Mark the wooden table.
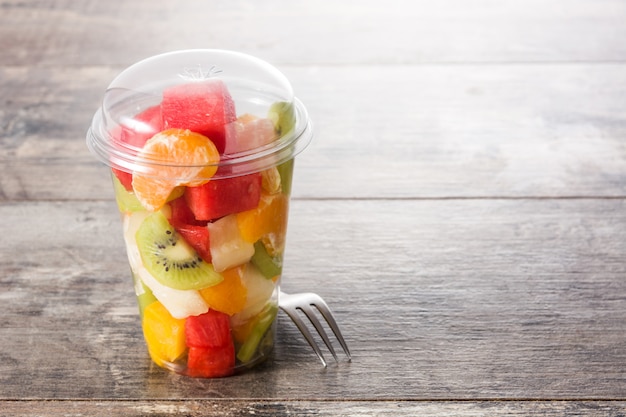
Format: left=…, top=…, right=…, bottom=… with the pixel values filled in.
left=1, top=1, right=625, bottom=415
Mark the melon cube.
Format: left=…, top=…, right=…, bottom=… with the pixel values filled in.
left=207, top=214, right=254, bottom=272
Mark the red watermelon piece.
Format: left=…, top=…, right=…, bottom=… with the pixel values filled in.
left=185, top=309, right=235, bottom=378
left=168, top=197, right=212, bottom=263
left=184, top=173, right=262, bottom=221
left=185, top=309, right=233, bottom=348
left=161, top=80, right=236, bottom=154
left=186, top=345, right=235, bottom=378
left=112, top=105, right=163, bottom=190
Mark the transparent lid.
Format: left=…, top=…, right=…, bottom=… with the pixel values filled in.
left=86, top=49, right=312, bottom=180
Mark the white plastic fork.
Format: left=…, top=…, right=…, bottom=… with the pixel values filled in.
left=279, top=291, right=351, bottom=367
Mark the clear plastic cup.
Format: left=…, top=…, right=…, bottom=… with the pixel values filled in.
left=86, top=49, right=312, bottom=377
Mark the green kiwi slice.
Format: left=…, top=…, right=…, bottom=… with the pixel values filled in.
left=135, top=211, right=223, bottom=290
left=251, top=241, right=282, bottom=279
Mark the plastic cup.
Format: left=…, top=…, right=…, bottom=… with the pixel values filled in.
left=86, top=49, right=312, bottom=377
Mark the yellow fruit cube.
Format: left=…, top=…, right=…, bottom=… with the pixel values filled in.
left=142, top=301, right=187, bottom=366
left=236, top=192, right=288, bottom=244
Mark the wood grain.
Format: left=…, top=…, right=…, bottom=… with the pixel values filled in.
left=1, top=0, right=626, bottom=414
left=1, top=199, right=624, bottom=400
left=1, top=64, right=625, bottom=200
left=1, top=400, right=626, bottom=417
left=2, top=0, right=626, bottom=67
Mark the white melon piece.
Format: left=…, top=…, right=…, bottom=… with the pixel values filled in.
left=231, top=264, right=276, bottom=326
left=207, top=214, right=255, bottom=272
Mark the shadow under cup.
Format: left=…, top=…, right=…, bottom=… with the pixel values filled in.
left=86, top=49, right=312, bottom=377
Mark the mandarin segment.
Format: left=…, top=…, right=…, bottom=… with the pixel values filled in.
left=236, top=192, right=289, bottom=244
left=132, top=129, right=220, bottom=211
left=199, top=266, right=248, bottom=316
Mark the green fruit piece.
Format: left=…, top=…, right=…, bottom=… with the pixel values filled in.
left=251, top=241, right=282, bottom=279
left=135, top=211, right=223, bottom=290
left=236, top=303, right=278, bottom=363
left=112, top=175, right=185, bottom=212
left=136, top=276, right=157, bottom=318
left=268, top=101, right=295, bottom=137
left=276, top=159, right=294, bottom=196
left=112, top=174, right=144, bottom=212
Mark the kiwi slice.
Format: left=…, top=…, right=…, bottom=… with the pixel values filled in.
left=136, top=211, right=223, bottom=290
left=268, top=101, right=295, bottom=136
left=251, top=241, right=282, bottom=279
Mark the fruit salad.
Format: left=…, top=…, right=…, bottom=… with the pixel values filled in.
left=111, top=78, right=295, bottom=377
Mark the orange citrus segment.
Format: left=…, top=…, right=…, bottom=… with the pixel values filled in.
left=236, top=192, right=289, bottom=246
left=142, top=301, right=187, bottom=366
left=198, top=266, right=247, bottom=316
left=132, top=129, right=220, bottom=211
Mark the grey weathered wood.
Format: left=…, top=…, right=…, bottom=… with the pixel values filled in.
left=1, top=200, right=624, bottom=400
left=1, top=400, right=626, bottom=417
left=1, top=64, right=625, bottom=200
left=1, top=0, right=626, bottom=414
left=2, top=0, right=626, bottom=66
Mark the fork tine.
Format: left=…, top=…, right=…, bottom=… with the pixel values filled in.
left=297, top=304, right=339, bottom=362
left=307, top=294, right=352, bottom=361
left=280, top=305, right=329, bottom=367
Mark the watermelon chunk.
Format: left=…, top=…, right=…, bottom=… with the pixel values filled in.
left=187, top=345, right=235, bottom=378
left=185, top=309, right=233, bottom=348
left=168, top=197, right=212, bottom=263
left=184, top=173, right=262, bottom=221
left=185, top=309, right=235, bottom=377
left=161, top=80, right=236, bottom=154
left=112, top=105, right=163, bottom=190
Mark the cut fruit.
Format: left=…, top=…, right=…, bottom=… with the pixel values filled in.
left=113, top=175, right=184, bottom=213
left=260, top=167, right=281, bottom=194
left=161, top=80, right=236, bottom=154
left=168, top=197, right=212, bottom=263
left=236, top=303, right=277, bottom=363
left=230, top=264, right=276, bottom=327
left=185, top=309, right=232, bottom=348
left=135, top=211, right=223, bottom=291
left=134, top=272, right=157, bottom=318
left=276, top=159, right=294, bottom=196
left=223, top=114, right=277, bottom=154
left=268, top=101, right=295, bottom=137
left=184, top=173, right=262, bottom=221
left=251, top=241, right=282, bottom=279
left=187, top=345, right=235, bottom=378
left=199, top=266, right=247, bottom=316
left=112, top=173, right=144, bottom=212
left=185, top=308, right=235, bottom=378
left=132, top=128, right=220, bottom=211
left=123, top=211, right=209, bottom=319
left=112, top=105, right=163, bottom=190
left=207, top=214, right=255, bottom=273
left=236, top=192, right=289, bottom=244
left=142, top=301, right=187, bottom=367
left=136, top=263, right=209, bottom=319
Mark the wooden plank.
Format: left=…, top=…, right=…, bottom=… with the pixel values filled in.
left=1, top=199, right=624, bottom=399
left=1, top=0, right=626, bottom=67
left=1, top=64, right=625, bottom=201
left=1, top=400, right=625, bottom=416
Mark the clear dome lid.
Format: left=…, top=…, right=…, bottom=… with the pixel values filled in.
left=87, top=49, right=312, bottom=180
